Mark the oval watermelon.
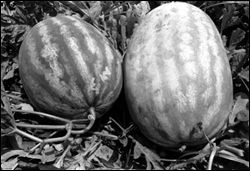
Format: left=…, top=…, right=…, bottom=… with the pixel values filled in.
left=124, top=2, right=233, bottom=148
left=18, top=15, right=123, bottom=120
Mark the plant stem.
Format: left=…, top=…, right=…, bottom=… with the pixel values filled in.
left=203, top=1, right=249, bottom=11
left=110, top=117, right=125, bottom=131
left=43, top=122, right=72, bottom=143
left=71, top=107, right=96, bottom=134
left=90, top=131, right=119, bottom=140
left=239, top=77, right=249, bottom=92
left=29, top=143, right=41, bottom=154
left=15, top=128, right=43, bottom=143
left=54, top=144, right=72, bottom=168
left=16, top=123, right=67, bottom=130
left=207, top=144, right=217, bottom=170
left=12, top=109, right=70, bottom=123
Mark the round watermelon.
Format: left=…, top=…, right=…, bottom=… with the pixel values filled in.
left=124, top=2, right=233, bottom=148
left=18, top=15, right=123, bottom=120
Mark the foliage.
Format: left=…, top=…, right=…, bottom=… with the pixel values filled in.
left=1, top=1, right=249, bottom=170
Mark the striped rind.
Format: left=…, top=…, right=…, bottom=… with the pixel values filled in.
left=124, top=2, right=233, bottom=148
left=18, top=15, right=122, bottom=119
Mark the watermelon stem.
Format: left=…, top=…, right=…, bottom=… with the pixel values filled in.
left=89, top=131, right=119, bottom=140
left=15, top=128, right=43, bottom=143
left=12, top=108, right=96, bottom=143
left=12, top=109, right=74, bottom=143
left=12, top=109, right=70, bottom=123
left=14, top=121, right=73, bottom=144
left=207, top=143, right=217, bottom=170
left=42, top=122, right=72, bottom=143
left=71, top=107, right=96, bottom=134
left=16, top=123, right=68, bottom=130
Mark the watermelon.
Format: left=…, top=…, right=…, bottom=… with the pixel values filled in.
left=18, top=15, right=123, bottom=120
left=124, top=2, right=233, bottom=148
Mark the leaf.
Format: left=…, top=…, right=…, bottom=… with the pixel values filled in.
left=119, top=136, right=128, bottom=147
left=19, top=140, right=37, bottom=151
left=222, top=35, right=227, bottom=47
left=132, top=137, right=163, bottom=170
left=41, top=152, right=56, bottom=164
left=203, top=1, right=249, bottom=11
left=15, top=6, right=28, bottom=23
left=133, top=142, right=142, bottom=159
left=236, top=110, right=249, bottom=122
left=38, top=164, right=63, bottom=170
left=238, top=66, right=249, bottom=82
left=229, top=93, right=249, bottom=125
left=119, top=15, right=127, bottom=52
left=233, top=49, right=247, bottom=56
left=1, top=108, right=15, bottom=135
left=133, top=1, right=150, bottom=18
left=108, top=149, right=120, bottom=165
left=1, top=13, right=23, bottom=25
left=3, top=62, right=18, bottom=80
left=1, top=60, right=9, bottom=82
left=15, top=103, right=34, bottom=111
left=229, top=28, right=246, bottom=50
left=1, top=157, right=18, bottom=170
left=221, top=138, right=244, bottom=147
left=11, top=24, right=31, bottom=42
left=15, top=26, right=31, bottom=42
left=217, top=150, right=249, bottom=167
left=53, top=143, right=64, bottom=152
left=89, top=1, right=102, bottom=20
left=1, top=147, right=47, bottom=163
left=1, top=2, right=15, bottom=19
left=244, top=6, right=249, bottom=18
left=70, top=153, right=88, bottom=170
left=1, top=81, right=12, bottom=115
left=14, top=134, right=23, bottom=149
left=96, top=156, right=114, bottom=168
left=145, top=157, right=152, bottom=170
left=1, top=149, right=27, bottom=162
left=220, top=4, right=235, bottom=33
left=220, top=139, right=245, bottom=157
left=126, top=6, right=138, bottom=38
left=93, top=144, right=115, bottom=166
left=85, top=140, right=102, bottom=162
left=59, top=1, right=89, bottom=17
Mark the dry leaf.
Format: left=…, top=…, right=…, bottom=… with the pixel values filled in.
left=94, top=144, right=114, bottom=161
left=145, top=157, right=152, bottom=170
left=1, top=149, right=26, bottom=162
left=96, top=156, right=114, bottom=168
left=1, top=60, right=9, bottom=80
left=238, top=66, right=249, bottom=82
left=220, top=4, right=235, bottom=33
left=89, top=1, right=102, bottom=20
left=133, top=142, right=142, bottom=159
left=132, top=138, right=163, bottom=170
left=1, top=157, right=18, bottom=170
left=41, top=152, right=56, bottom=164
left=1, top=82, right=12, bottom=115
left=229, top=28, right=246, bottom=50
left=133, top=1, right=150, bottom=18
left=229, top=93, right=249, bottom=125
left=119, top=136, right=128, bottom=147
left=14, top=103, right=34, bottom=111
left=217, top=150, right=249, bottom=167
left=53, top=143, right=64, bottom=152
left=3, top=63, right=18, bottom=80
